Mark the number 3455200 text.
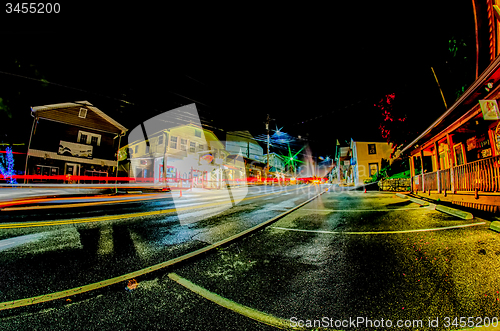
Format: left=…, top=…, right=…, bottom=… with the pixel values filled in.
left=6, top=3, right=60, bottom=14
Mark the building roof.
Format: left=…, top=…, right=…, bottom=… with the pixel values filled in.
left=32, top=101, right=127, bottom=134
left=401, top=54, right=500, bottom=155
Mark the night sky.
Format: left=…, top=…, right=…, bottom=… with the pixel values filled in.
left=0, top=3, right=477, bottom=157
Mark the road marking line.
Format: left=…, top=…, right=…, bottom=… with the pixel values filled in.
left=271, top=222, right=487, bottom=235
left=300, top=207, right=423, bottom=212
left=0, top=193, right=160, bottom=209
left=0, top=185, right=327, bottom=311
left=168, top=273, right=309, bottom=330
left=0, top=186, right=312, bottom=229
left=1, top=195, right=170, bottom=211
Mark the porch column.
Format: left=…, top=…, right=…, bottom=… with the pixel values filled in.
left=434, top=141, right=441, bottom=193
left=446, top=133, right=455, bottom=192
left=420, top=150, right=425, bottom=192
left=410, top=155, right=416, bottom=192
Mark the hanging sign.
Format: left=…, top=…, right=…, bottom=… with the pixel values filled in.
left=479, top=100, right=500, bottom=120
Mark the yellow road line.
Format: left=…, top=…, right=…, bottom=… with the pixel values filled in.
left=168, top=273, right=326, bottom=330
left=1, top=195, right=168, bottom=211
left=0, top=186, right=326, bottom=311
left=0, top=193, right=158, bottom=209
left=0, top=185, right=312, bottom=229
left=271, top=222, right=487, bottom=235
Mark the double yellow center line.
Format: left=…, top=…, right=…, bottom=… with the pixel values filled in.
left=0, top=186, right=312, bottom=229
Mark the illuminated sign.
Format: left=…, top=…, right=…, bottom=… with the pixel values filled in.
left=200, top=154, right=214, bottom=164
left=58, top=141, right=93, bottom=159
left=479, top=100, right=500, bottom=120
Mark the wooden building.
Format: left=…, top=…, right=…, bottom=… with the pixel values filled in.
left=125, top=123, right=244, bottom=189
left=402, top=0, right=500, bottom=211
left=25, top=101, right=127, bottom=183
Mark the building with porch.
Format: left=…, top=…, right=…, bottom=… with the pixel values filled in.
left=25, top=101, right=127, bottom=183
left=401, top=0, right=500, bottom=212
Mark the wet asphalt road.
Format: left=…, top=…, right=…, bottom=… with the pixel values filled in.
left=0, top=184, right=324, bottom=303
left=1, top=187, right=500, bottom=330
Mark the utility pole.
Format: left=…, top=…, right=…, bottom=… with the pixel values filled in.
left=431, top=67, right=447, bottom=110
left=264, top=114, right=273, bottom=185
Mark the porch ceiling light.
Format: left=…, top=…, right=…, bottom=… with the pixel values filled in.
left=485, top=79, right=494, bottom=92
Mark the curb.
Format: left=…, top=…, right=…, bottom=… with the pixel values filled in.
left=490, top=221, right=500, bottom=232
left=396, top=193, right=429, bottom=206
left=408, top=197, right=429, bottom=206
left=435, top=205, right=474, bottom=220
left=394, top=193, right=474, bottom=220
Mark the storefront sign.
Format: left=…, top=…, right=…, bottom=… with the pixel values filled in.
left=58, top=141, right=92, bottom=159
left=479, top=100, right=500, bottom=120
left=466, top=137, right=476, bottom=151
left=480, top=148, right=492, bottom=158
left=495, top=122, right=500, bottom=154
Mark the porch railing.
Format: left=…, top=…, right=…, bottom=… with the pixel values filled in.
left=439, top=168, right=452, bottom=192
left=423, top=171, right=438, bottom=191
left=414, top=155, right=500, bottom=193
left=453, top=155, right=500, bottom=192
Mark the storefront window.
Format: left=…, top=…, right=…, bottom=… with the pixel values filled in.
left=454, top=144, right=465, bottom=166
left=439, top=151, right=449, bottom=169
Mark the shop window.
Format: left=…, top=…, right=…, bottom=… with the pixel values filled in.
left=439, top=151, right=449, bottom=169
left=454, top=143, right=466, bottom=166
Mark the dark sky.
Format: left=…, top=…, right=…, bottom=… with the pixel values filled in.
left=0, top=3, right=477, bottom=157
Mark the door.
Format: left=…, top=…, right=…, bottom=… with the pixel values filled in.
left=65, top=163, right=80, bottom=184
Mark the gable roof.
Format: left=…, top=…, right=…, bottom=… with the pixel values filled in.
left=32, top=101, right=127, bottom=134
